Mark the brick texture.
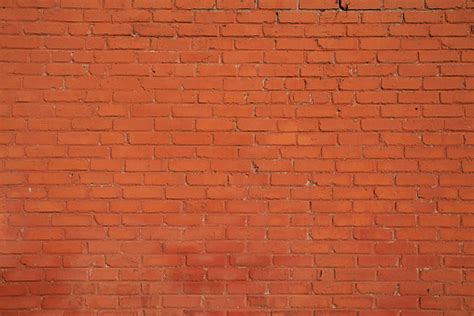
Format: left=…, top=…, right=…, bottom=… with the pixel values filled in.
left=1, top=0, right=474, bottom=314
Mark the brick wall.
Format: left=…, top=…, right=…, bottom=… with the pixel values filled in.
left=1, top=0, right=474, bottom=314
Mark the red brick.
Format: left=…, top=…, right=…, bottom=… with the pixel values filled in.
left=1, top=2, right=473, bottom=314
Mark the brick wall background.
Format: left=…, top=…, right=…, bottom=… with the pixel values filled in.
left=1, top=0, right=474, bottom=314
